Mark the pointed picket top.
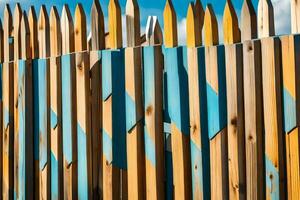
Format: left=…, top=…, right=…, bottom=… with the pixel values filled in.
left=241, top=0, right=257, bottom=42
left=38, top=5, right=50, bottom=58
left=194, top=0, right=205, bottom=31
left=20, top=12, right=30, bottom=59
left=50, top=6, right=62, bottom=57
left=186, top=3, right=201, bottom=47
left=291, top=0, right=300, bottom=33
left=91, top=0, right=105, bottom=50
left=0, top=19, right=3, bottom=63
left=223, top=0, right=240, bottom=44
left=4, top=4, right=13, bottom=62
left=108, top=0, right=122, bottom=49
left=14, top=3, right=22, bottom=61
left=61, top=5, right=74, bottom=54
left=145, top=16, right=163, bottom=46
left=74, top=3, right=87, bottom=52
left=28, top=6, right=38, bottom=58
left=204, top=4, right=219, bottom=46
left=126, top=0, right=141, bottom=47
left=257, top=0, right=275, bottom=38
left=164, top=0, right=178, bottom=48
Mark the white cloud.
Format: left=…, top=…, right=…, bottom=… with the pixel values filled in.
left=272, top=0, right=291, bottom=35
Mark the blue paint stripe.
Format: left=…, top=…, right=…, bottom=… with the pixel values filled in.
left=61, top=55, right=73, bottom=164
left=78, top=123, right=88, bottom=200
left=51, top=109, right=58, bottom=130
left=207, top=84, right=222, bottom=139
left=102, top=51, right=112, bottom=100
left=265, top=155, right=279, bottom=200
left=125, top=92, right=137, bottom=132
left=190, top=140, right=203, bottom=198
left=51, top=152, right=58, bottom=200
left=165, top=47, right=190, bottom=136
left=283, top=88, right=297, bottom=133
left=103, top=129, right=112, bottom=164
left=144, top=128, right=156, bottom=166
left=18, top=60, right=26, bottom=199
left=33, top=59, right=40, bottom=161
left=4, top=107, right=9, bottom=129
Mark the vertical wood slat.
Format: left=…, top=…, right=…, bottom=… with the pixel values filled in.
left=36, top=6, right=51, bottom=200
left=143, top=16, right=165, bottom=200
left=186, top=1, right=210, bottom=199
left=2, top=4, right=14, bottom=199
left=61, top=4, right=77, bottom=199
left=281, top=34, right=300, bottom=200
left=90, top=0, right=105, bottom=197
left=125, top=1, right=146, bottom=199
left=0, top=18, right=3, bottom=198
left=49, top=6, right=63, bottom=200
left=18, top=12, right=34, bottom=199
left=223, top=1, right=246, bottom=200
left=257, top=0, right=275, bottom=38
left=13, top=4, right=22, bottom=199
left=241, top=1, right=264, bottom=200
left=261, top=36, right=286, bottom=200
left=103, top=0, right=127, bottom=198
left=74, top=4, right=92, bottom=199
left=164, top=0, right=192, bottom=199
left=291, top=0, right=300, bottom=34
left=204, top=4, right=228, bottom=200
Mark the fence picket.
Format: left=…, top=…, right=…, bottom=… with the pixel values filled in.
left=291, top=0, right=300, bottom=34
left=257, top=0, right=275, bottom=38
left=2, top=5, right=14, bottom=199
left=28, top=7, right=38, bottom=59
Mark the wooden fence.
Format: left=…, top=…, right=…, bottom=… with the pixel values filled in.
left=0, top=0, right=299, bottom=199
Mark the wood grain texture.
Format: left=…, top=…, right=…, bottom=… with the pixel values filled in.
left=261, top=37, right=285, bottom=200
left=291, top=0, right=300, bottom=34
left=2, top=5, right=14, bottom=199
left=13, top=4, right=22, bottom=199
left=241, top=0, right=257, bottom=42
left=223, top=0, right=240, bottom=44
left=225, top=44, right=245, bottom=200
left=143, top=46, right=164, bottom=200
left=50, top=5, right=63, bottom=200
left=257, top=0, right=275, bottom=38
left=163, top=0, right=178, bottom=48
left=126, top=0, right=141, bottom=47
left=204, top=4, right=218, bottom=46
left=28, top=6, right=38, bottom=59
left=186, top=3, right=202, bottom=47
left=74, top=4, right=93, bottom=199
left=280, top=35, right=300, bottom=200
left=61, top=4, right=77, bottom=199
left=91, top=0, right=105, bottom=50
left=0, top=18, right=3, bottom=197
left=18, top=12, right=34, bottom=199
left=243, top=40, right=264, bottom=200
left=108, top=0, right=122, bottom=49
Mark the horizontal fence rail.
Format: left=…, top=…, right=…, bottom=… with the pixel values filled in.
left=0, top=0, right=299, bottom=199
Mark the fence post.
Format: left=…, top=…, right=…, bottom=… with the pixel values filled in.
left=90, top=0, right=105, bottom=197
left=281, top=34, right=300, bottom=200
left=74, top=4, right=93, bottom=199
left=49, top=6, right=63, bottom=200
left=291, top=0, right=300, bottom=34
left=164, top=0, right=192, bottom=199
left=2, top=4, right=14, bottom=199
left=28, top=7, right=38, bottom=59
left=223, top=1, right=246, bottom=200
left=241, top=1, right=264, bottom=199
left=61, top=5, right=77, bottom=199
left=204, top=4, right=229, bottom=199
left=0, top=18, right=3, bottom=198
left=125, top=0, right=146, bottom=199
left=186, top=2, right=211, bottom=200
left=143, top=16, right=164, bottom=200
left=259, top=1, right=286, bottom=199
left=18, top=12, right=34, bottom=199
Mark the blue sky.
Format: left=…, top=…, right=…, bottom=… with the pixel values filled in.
left=0, top=0, right=291, bottom=44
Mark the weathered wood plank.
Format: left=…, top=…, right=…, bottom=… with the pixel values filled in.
left=204, top=4, right=218, bottom=46
left=241, top=0, right=257, bottom=42
left=0, top=18, right=3, bottom=198
left=223, top=0, right=240, bottom=45
left=186, top=3, right=202, bottom=47
left=164, top=0, right=178, bottom=48
left=291, top=0, right=300, bottom=34
left=50, top=6, right=63, bottom=200
left=280, top=34, right=300, bottom=200
left=2, top=4, right=14, bottom=199
left=28, top=6, right=38, bottom=59
left=257, top=0, right=275, bottom=38
left=108, top=0, right=122, bottom=49
left=126, top=0, right=140, bottom=47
